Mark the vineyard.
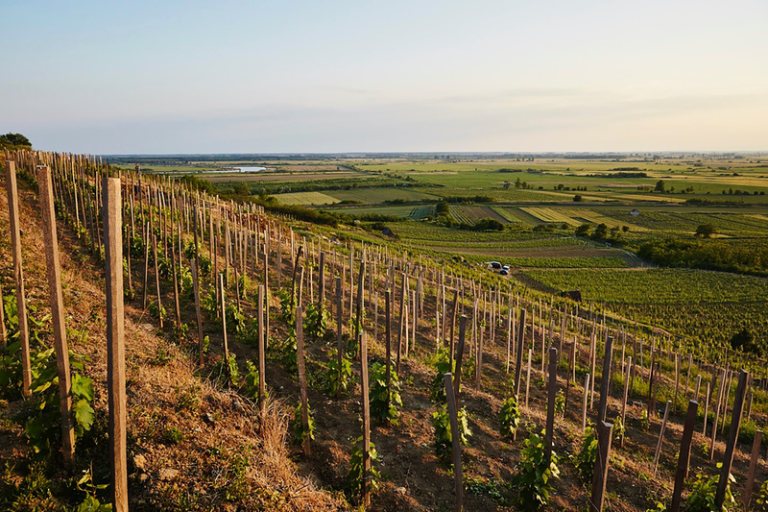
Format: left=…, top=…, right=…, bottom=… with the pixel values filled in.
left=2, top=148, right=768, bottom=512
left=524, top=268, right=768, bottom=349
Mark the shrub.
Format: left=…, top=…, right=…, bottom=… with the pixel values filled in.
left=242, top=360, right=267, bottom=402
left=572, top=426, right=597, bottom=484
left=290, top=401, right=315, bottom=446
left=304, top=302, right=328, bottom=341
left=554, top=389, right=565, bottom=415
left=369, top=362, right=403, bottom=425
left=430, top=348, right=457, bottom=403
left=346, top=437, right=381, bottom=501
left=686, top=464, right=735, bottom=511
left=499, top=395, right=521, bottom=439
left=431, top=405, right=471, bottom=464
left=511, top=430, right=560, bottom=509
left=324, top=348, right=352, bottom=397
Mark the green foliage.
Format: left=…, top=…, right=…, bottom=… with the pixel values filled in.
left=686, top=464, right=736, bottom=511
left=303, top=303, right=328, bottom=341
left=0, top=132, right=32, bottom=149
left=237, top=274, right=250, bottom=299
left=202, top=287, right=217, bottom=319
left=215, top=354, right=239, bottom=387
left=202, top=335, right=210, bottom=355
left=465, top=477, right=508, bottom=505
left=24, top=349, right=95, bottom=456
left=277, top=289, right=295, bottom=324
left=225, top=303, right=246, bottom=335
left=369, top=362, right=403, bottom=425
left=640, top=408, right=650, bottom=431
left=270, top=330, right=297, bottom=373
left=242, top=360, right=267, bottom=402
left=755, top=479, right=768, bottom=509
left=572, top=426, right=598, bottom=484
left=346, top=437, right=381, bottom=500
left=554, top=389, right=565, bottom=415
left=430, top=348, right=457, bottom=403
left=613, top=415, right=626, bottom=443
left=290, top=401, right=315, bottom=445
left=511, top=430, right=560, bottom=510
left=696, top=223, right=717, bottom=238
left=324, top=348, right=352, bottom=397
left=431, top=405, right=471, bottom=464
left=148, top=300, right=167, bottom=322
left=74, top=470, right=112, bottom=511
left=163, top=426, right=184, bottom=444
left=499, top=395, right=521, bottom=439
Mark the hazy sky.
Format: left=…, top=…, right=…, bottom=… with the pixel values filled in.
left=2, top=0, right=767, bottom=154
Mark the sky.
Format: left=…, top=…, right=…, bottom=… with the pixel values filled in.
left=1, top=0, right=767, bottom=154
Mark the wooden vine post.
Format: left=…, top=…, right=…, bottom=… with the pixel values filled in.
left=360, top=331, right=372, bottom=508
left=590, top=420, right=614, bottom=512
left=5, top=160, right=32, bottom=396
left=219, top=273, right=231, bottom=380
left=336, top=276, right=343, bottom=399
left=597, top=336, right=614, bottom=423
left=37, top=166, right=76, bottom=466
left=296, top=304, right=311, bottom=456
left=444, top=372, right=463, bottom=512
left=671, top=400, right=698, bottom=511
left=514, top=308, right=527, bottom=397
left=545, top=347, right=557, bottom=464
left=190, top=259, right=204, bottom=365
left=453, top=315, right=467, bottom=404
left=743, top=429, right=763, bottom=509
left=385, top=289, right=392, bottom=412
left=258, top=284, right=266, bottom=414
left=715, top=369, right=749, bottom=509
left=104, top=177, right=128, bottom=512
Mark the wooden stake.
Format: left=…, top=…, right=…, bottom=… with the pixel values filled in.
left=219, top=273, right=230, bottom=380
left=444, top=373, right=463, bottom=512
left=190, top=259, right=204, bottom=365
left=545, top=347, right=557, bottom=465
left=296, top=304, right=311, bottom=456
left=597, top=336, right=614, bottom=424
left=744, top=430, right=762, bottom=510
left=582, top=373, right=590, bottom=433
left=360, top=331, right=371, bottom=508
left=104, top=177, right=128, bottom=512
left=715, top=370, right=749, bottom=509
left=258, top=284, right=266, bottom=414
left=5, top=160, right=32, bottom=396
left=652, top=401, right=671, bottom=475
left=590, top=420, right=614, bottom=512
left=671, top=400, right=699, bottom=512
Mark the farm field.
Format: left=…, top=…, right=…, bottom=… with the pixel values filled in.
left=325, top=187, right=439, bottom=204
left=523, top=267, right=768, bottom=347
left=272, top=191, right=340, bottom=205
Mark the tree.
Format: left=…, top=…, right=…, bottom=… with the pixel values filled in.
left=655, top=180, right=666, bottom=192
left=472, top=218, right=505, bottom=231
left=695, top=224, right=717, bottom=238
left=435, top=200, right=450, bottom=216
left=573, top=194, right=583, bottom=202
left=575, top=224, right=591, bottom=237
left=730, top=327, right=761, bottom=357
left=592, top=223, right=609, bottom=240
left=233, top=182, right=250, bottom=195
left=515, top=177, right=522, bottom=189
left=0, top=133, right=32, bottom=149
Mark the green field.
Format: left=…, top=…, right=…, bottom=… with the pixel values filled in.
left=274, top=191, right=340, bottom=205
